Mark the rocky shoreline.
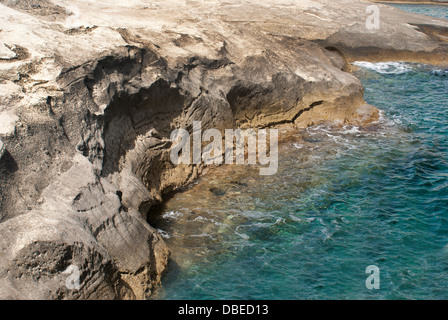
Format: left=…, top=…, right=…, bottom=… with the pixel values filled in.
left=0, top=0, right=447, bottom=299
left=370, top=1, right=448, bottom=4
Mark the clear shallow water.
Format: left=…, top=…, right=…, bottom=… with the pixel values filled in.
left=388, top=3, right=448, bottom=20
left=153, top=61, right=448, bottom=300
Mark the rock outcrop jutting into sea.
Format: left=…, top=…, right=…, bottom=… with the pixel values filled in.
left=0, top=0, right=447, bottom=299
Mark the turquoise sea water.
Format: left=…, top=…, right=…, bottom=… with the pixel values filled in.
left=155, top=6, right=448, bottom=300
left=389, top=3, right=448, bottom=20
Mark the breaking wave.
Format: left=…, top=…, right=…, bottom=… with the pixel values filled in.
left=352, top=61, right=413, bottom=74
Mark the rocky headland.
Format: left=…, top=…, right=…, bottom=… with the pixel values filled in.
left=0, top=0, right=447, bottom=299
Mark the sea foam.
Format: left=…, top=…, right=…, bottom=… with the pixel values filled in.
left=353, top=61, right=412, bottom=74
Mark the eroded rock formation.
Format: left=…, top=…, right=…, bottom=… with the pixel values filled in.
left=0, top=0, right=447, bottom=299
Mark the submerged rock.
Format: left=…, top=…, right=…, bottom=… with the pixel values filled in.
left=209, top=187, right=227, bottom=196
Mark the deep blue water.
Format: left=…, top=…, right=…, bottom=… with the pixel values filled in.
left=154, top=6, right=448, bottom=300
